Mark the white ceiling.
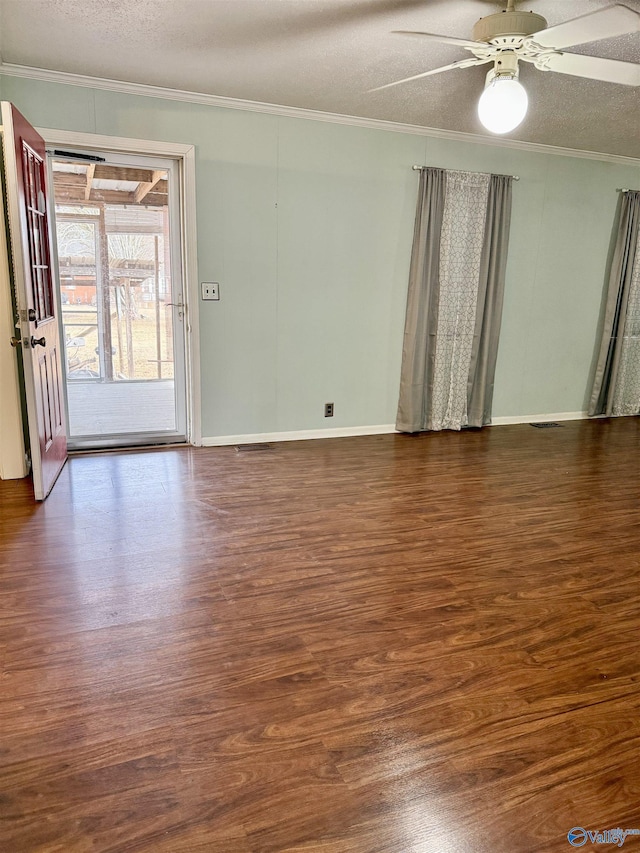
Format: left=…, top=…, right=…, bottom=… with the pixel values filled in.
left=1, top=0, right=639, bottom=157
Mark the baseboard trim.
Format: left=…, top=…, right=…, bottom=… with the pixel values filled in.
left=201, top=412, right=593, bottom=446
left=201, top=424, right=397, bottom=446
left=491, top=411, right=588, bottom=426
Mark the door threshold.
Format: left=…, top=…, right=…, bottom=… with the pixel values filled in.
left=68, top=441, right=189, bottom=456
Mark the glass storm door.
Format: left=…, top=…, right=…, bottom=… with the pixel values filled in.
left=49, top=150, right=187, bottom=448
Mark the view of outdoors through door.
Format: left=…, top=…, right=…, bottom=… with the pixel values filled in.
left=50, top=155, right=186, bottom=446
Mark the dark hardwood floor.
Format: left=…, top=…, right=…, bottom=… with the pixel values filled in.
left=1, top=418, right=639, bottom=852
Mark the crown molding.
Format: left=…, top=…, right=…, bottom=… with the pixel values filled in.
left=1, top=61, right=639, bottom=167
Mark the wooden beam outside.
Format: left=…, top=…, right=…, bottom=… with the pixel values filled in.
left=54, top=185, right=168, bottom=208
left=89, top=190, right=137, bottom=205
left=55, top=188, right=136, bottom=205
left=53, top=169, right=166, bottom=194
left=84, top=164, right=96, bottom=201
left=134, top=170, right=166, bottom=204
left=97, top=205, right=114, bottom=381
left=93, top=166, right=154, bottom=183
left=53, top=173, right=87, bottom=189
left=143, top=193, right=169, bottom=208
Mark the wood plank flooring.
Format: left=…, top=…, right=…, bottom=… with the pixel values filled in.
left=0, top=418, right=639, bottom=852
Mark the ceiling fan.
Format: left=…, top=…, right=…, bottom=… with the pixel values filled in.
left=372, top=1, right=640, bottom=133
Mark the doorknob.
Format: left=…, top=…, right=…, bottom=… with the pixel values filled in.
left=10, top=336, right=22, bottom=348
left=30, top=336, right=46, bottom=347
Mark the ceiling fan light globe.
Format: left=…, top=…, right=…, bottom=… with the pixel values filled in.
left=477, top=77, right=528, bottom=134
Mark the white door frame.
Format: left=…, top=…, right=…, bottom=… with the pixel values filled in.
left=39, top=128, right=202, bottom=446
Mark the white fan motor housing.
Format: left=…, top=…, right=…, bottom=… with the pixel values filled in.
left=473, top=10, right=548, bottom=42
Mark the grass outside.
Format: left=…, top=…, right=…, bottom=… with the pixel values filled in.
left=62, top=303, right=175, bottom=381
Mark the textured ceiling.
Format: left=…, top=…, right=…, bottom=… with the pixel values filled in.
left=1, top=0, right=639, bottom=157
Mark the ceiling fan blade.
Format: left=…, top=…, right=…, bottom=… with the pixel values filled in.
left=392, top=30, right=481, bottom=51
left=369, top=58, right=490, bottom=93
left=532, top=5, right=640, bottom=50
left=541, top=52, right=640, bottom=86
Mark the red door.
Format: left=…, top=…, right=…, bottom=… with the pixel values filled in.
left=2, top=103, right=67, bottom=499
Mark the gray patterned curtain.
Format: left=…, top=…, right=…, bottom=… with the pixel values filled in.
left=396, top=168, right=513, bottom=433
left=589, top=190, right=640, bottom=417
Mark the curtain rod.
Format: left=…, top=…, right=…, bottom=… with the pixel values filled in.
left=412, top=165, right=519, bottom=181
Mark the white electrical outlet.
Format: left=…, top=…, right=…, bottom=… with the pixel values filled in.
left=202, top=282, right=220, bottom=301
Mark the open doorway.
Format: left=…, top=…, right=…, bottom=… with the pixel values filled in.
left=49, top=150, right=188, bottom=449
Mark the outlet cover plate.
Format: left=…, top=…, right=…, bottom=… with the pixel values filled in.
left=202, top=282, right=220, bottom=301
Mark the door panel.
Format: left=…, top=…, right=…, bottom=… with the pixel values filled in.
left=36, top=345, right=64, bottom=450
left=2, top=102, right=67, bottom=499
left=37, top=351, right=53, bottom=447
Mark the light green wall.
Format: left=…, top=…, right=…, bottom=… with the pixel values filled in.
left=2, top=75, right=639, bottom=436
